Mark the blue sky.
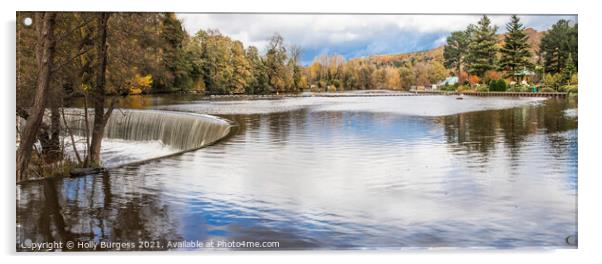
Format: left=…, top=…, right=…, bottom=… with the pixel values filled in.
left=177, top=14, right=577, bottom=65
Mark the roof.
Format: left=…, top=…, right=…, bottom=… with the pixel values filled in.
left=514, top=69, right=536, bottom=76
left=439, top=76, right=459, bottom=86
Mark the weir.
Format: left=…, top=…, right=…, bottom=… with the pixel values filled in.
left=63, top=109, right=232, bottom=151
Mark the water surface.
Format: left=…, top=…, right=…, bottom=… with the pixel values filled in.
left=16, top=94, right=578, bottom=250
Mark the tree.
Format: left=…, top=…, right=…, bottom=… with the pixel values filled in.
left=288, top=45, right=303, bottom=92
left=265, top=34, right=289, bottom=94
left=383, top=66, right=401, bottom=89
left=231, top=41, right=252, bottom=94
left=499, top=15, right=533, bottom=83
left=157, top=13, right=193, bottom=92
left=16, top=12, right=57, bottom=181
left=443, top=30, right=469, bottom=75
left=196, top=30, right=235, bottom=95
left=398, top=65, right=415, bottom=90
left=428, top=61, right=448, bottom=84
left=246, top=45, right=269, bottom=94
left=561, top=53, right=576, bottom=86
left=540, top=19, right=578, bottom=74
left=184, top=35, right=206, bottom=93
left=413, top=62, right=430, bottom=86
left=127, top=74, right=153, bottom=95
left=88, top=12, right=113, bottom=167
left=466, top=15, right=498, bottom=79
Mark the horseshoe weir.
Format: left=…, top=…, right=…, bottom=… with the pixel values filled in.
left=62, top=109, right=233, bottom=166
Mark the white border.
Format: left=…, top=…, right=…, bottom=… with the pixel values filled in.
left=2, top=0, right=601, bottom=263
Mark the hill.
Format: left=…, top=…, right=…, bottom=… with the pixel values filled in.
left=358, top=28, right=544, bottom=66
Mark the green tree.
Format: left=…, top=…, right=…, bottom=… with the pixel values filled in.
left=158, top=12, right=192, bottom=92
left=466, top=15, right=498, bottom=79
left=443, top=30, right=470, bottom=74
left=288, top=45, right=303, bottom=92
left=561, top=53, right=576, bottom=86
left=540, top=19, right=578, bottom=74
left=196, top=30, right=235, bottom=95
left=245, top=46, right=269, bottom=94
left=499, top=15, right=533, bottom=83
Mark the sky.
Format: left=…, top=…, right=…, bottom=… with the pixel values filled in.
left=177, top=14, right=577, bottom=65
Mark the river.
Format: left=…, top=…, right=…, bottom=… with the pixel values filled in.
left=16, top=92, right=578, bottom=250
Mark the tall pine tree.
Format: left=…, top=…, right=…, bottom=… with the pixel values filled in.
left=443, top=30, right=470, bottom=75
left=540, top=19, right=578, bottom=74
left=499, top=15, right=533, bottom=83
left=561, top=53, right=576, bottom=86
left=466, top=15, right=498, bottom=79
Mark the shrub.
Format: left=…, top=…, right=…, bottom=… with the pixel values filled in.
left=484, top=70, right=502, bottom=84
left=488, top=79, right=507, bottom=92
left=468, top=75, right=480, bottom=86
left=561, top=85, right=578, bottom=93
left=442, top=83, right=457, bottom=92
left=507, top=84, right=528, bottom=92
left=570, top=74, right=578, bottom=85
left=456, top=85, right=470, bottom=92
left=331, top=79, right=341, bottom=89
left=319, top=80, right=327, bottom=89
left=476, top=85, right=489, bottom=92
left=541, top=87, right=555, bottom=93
left=543, top=73, right=562, bottom=91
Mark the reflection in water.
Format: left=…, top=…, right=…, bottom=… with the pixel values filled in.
left=17, top=96, right=577, bottom=250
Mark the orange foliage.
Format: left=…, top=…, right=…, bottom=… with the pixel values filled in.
left=485, top=70, right=501, bottom=82
left=458, top=71, right=469, bottom=85
left=469, top=75, right=480, bottom=86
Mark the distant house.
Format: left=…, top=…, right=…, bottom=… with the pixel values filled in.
left=514, top=69, right=536, bottom=77
left=410, top=85, right=431, bottom=91
left=438, top=76, right=459, bottom=86
left=514, top=69, right=536, bottom=83
left=424, top=84, right=438, bottom=91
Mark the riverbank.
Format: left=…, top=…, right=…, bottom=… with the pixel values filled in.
left=67, top=90, right=573, bottom=109
left=203, top=90, right=570, bottom=99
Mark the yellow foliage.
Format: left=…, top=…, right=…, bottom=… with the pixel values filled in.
left=129, top=88, right=143, bottom=95
left=81, top=83, right=91, bottom=93
left=570, top=73, right=578, bottom=85
left=298, top=76, right=309, bottom=90
left=193, top=79, right=206, bottom=93
left=127, top=74, right=153, bottom=95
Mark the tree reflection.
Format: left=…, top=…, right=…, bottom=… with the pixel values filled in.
left=441, top=98, right=577, bottom=159
left=17, top=171, right=182, bottom=251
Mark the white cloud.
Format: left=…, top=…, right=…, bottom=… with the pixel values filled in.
left=177, top=14, right=577, bottom=63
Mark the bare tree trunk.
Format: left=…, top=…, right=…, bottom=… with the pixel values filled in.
left=38, top=105, right=62, bottom=163
left=88, top=12, right=111, bottom=167
left=16, top=12, right=57, bottom=182
left=49, top=98, right=62, bottom=155
left=61, top=107, right=82, bottom=164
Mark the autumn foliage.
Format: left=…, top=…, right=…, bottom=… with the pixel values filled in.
left=127, top=74, right=153, bottom=95
left=469, top=75, right=480, bottom=86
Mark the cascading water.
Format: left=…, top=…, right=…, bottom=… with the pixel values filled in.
left=61, top=109, right=232, bottom=166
